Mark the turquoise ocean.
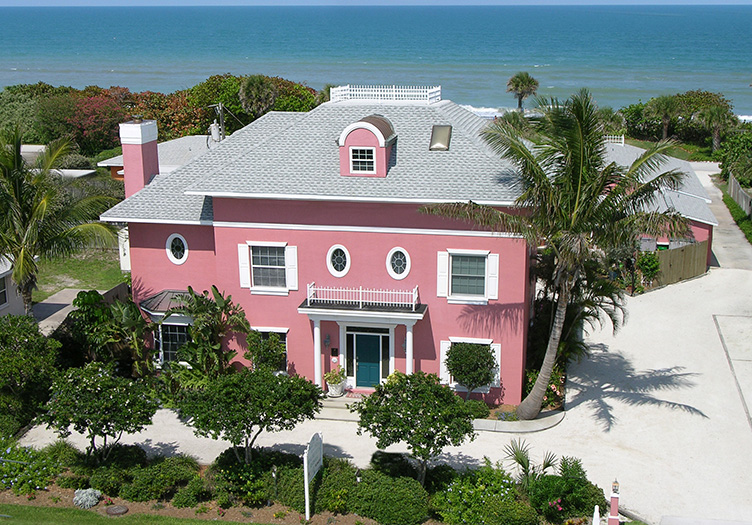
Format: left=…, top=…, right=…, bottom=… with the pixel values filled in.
left=1, top=5, right=752, bottom=116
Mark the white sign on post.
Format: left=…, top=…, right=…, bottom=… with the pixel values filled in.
left=303, top=432, right=323, bottom=520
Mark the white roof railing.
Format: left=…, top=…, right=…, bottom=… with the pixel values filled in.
left=605, top=135, right=625, bottom=146
left=305, top=282, right=420, bottom=311
left=330, top=85, right=441, bottom=104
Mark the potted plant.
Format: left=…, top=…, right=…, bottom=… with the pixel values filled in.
left=324, top=366, right=347, bottom=398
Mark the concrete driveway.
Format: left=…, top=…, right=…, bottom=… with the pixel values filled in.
left=20, top=164, right=752, bottom=524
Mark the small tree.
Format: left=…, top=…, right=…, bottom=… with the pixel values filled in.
left=506, top=72, right=539, bottom=110
left=244, top=330, right=286, bottom=372
left=0, top=315, right=60, bottom=435
left=636, top=251, right=661, bottom=286
left=444, top=342, right=497, bottom=400
left=350, top=371, right=476, bottom=486
left=41, top=363, right=158, bottom=464
left=178, top=367, right=323, bottom=464
left=646, top=94, right=679, bottom=140
left=239, top=74, right=278, bottom=120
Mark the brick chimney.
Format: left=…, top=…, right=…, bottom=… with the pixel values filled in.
left=119, top=119, right=159, bottom=198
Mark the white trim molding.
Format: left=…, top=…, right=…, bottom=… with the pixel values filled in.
left=327, top=244, right=351, bottom=278
left=386, top=247, right=411, bottom=280
left=165, top=233, right=188, bottom=265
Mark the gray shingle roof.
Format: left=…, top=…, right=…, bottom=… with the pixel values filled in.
left=605, top=144, right=717, bottom=226
left=183, top=100, right=522, bottom=205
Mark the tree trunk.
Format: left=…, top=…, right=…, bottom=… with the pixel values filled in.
left=712, top=128, right=721, bottom=152
left=516, top=284, right=570, bottom=420
left=662, top=118, right=670, bottom=140
left=20, top=285, right=33, bottom=316
left=418, top=458, right=427, bottom=487
left=517, top=96, right=523, bottom=110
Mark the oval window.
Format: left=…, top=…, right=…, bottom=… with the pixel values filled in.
left=386, top=247, right=410, bottom=280
left=327, top=245, right=350, bottom=277
left=166, top=233, right=188, bottom=265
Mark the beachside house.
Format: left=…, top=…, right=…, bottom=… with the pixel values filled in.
left=101, top=85, right=534, bottom=404
left=0, top=257, right=25, bottom=317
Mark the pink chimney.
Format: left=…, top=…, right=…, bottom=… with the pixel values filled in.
left=119, top=119, right=159, bottom=198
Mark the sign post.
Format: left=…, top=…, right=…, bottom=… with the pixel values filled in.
left=303, top=432, right=323, bottom=520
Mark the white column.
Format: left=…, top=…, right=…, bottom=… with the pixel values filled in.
left=405, top=323, right=414, bottom=374
left=313, top=320, right=322, bottom=387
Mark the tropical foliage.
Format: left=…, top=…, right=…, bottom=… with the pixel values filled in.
left=350, top=371, right=475, bottom=485
left=444, top=342, right=497, bottom=400
left=0, top=127, right=116, bottom=313
left=424, top=89, right=688, bottom=419
left=177, top=367, right=323, bottom=464
left=506, top=72, right=539, bottom=110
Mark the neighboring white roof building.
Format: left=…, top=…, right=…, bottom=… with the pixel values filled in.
left=98, top=135, right=212, bottom=179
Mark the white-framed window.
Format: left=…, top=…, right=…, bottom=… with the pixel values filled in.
left=386, top=247, right=411, bottom=280
left=327, top=244, right=351, bottom=278
left=439, top=337, right=502, bottom=392
left=165, top=233, right=188, bottom=265
left=436, top=249, right=499, bottom=303
left=350, top=147, right=375, bottom=173
left=0, top=276, right=7, bottom=307
left=238, top=242, right=298, bottom=295
left=156, top=323, right=190, bottom=364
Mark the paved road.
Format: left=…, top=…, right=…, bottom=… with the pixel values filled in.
left=21, top=163, right=752, bottom=524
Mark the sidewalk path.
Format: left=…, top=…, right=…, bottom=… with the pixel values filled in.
left=32, top=288, right=86, bottom=335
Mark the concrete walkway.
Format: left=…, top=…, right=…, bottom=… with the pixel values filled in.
left=32, top=288, right=86, bottom=335
left=20, top=165, right=752, bottom=524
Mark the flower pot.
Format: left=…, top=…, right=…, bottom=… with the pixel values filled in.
left=327, top=381, right=345, bottom=398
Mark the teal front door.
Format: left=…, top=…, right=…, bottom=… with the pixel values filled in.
left=356, top=334, right=381, bottom=387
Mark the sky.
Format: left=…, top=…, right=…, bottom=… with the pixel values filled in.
left=2, top=0, right=752, bottom=5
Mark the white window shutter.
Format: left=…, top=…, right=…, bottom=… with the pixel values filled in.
left=487, top=253, right=499, bottom=300
left=437, top=251, right=449, bottom=297
left=285, top=246, right=298, bottom=291
left=491, top=343, right=501, bottom=387
left=439, top=340, right=452, bottom=384
left=238, top=244, right=251, bottom=288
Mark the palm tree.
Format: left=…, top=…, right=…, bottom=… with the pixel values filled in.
left=423, top=89, right=688, bottom=420
left=697, top=104, right=737, bottom=152
left=239, top=74, right=278, bottom=120
left=506, top=72, right=539, bottom=110
left=646, top=95, right=679, bottom=140
left=0, top=126, right=116, bottom=313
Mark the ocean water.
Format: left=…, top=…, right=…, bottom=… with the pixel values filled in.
left=1, top=5, right=752, bottom=115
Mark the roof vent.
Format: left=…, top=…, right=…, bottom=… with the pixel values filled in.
left=429, top=125, right=452, bottom=151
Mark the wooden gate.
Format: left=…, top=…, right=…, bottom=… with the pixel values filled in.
left=654, top=241, right=709, bottom=287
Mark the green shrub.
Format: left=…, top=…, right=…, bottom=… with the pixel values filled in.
left=119, top=454, right=199, bottom=502
left=528, top=474, right=607, bottom=523
left=89, top=466, right=131, bottom=497
left=723, top=193, right=752, bottom=245
left=349, top=470, right=429, bottom=525
left=482, top=498, right=539, bottom=525
left=315, top=458, right=357, bottom=514
left=424, top=463, right=458, bottom=494
left=40, top=440, right=83, bottom=468
left=0, top=438, right=62, bottom=495
left=56, top=153, right=93, bottom=169
left=208, top=446, right=300, bottom=508
left=172, top=475, right=212, bottom=508
left=465, top=399, right=491, bottom=419
left=274, top=465, right=307, bottom=513
left=370, top=451, right=418, bottom=479
left=432, top=460, right=516, bottom=525
left=524, top=365, right=565, bottom=409
left=101, top=444, right=148, bottom=470
left=57, top=473, right=90, bottom=490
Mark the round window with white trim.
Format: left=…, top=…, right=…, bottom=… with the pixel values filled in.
left=386, top=247, right=411, bottom=280
left=327, top=245, right=350, bottom=277
left=166, top=233, right=188, bottom=265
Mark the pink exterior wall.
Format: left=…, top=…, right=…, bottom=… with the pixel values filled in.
left=122, top=141, right=158, bottom=198
left=128, top=197, right=531, bottom=405
left=338, top=128, right=389, bottom=178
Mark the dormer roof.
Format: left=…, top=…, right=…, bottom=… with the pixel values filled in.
left=338, top=114, right=396, bottom=147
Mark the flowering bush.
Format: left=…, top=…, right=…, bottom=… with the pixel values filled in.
left=432, top=458, right=517, bottom=525
left=0, top=438, right=61, bottom=495
left=524, top=365, right=565, bottom=409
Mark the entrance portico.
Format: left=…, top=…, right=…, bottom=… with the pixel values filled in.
left=297, top=283, right=427, bottom=388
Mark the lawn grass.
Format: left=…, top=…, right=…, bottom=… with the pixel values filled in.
left=0, top=504, right=253, bottom=525
left=625, top=138, right=713, bottom=161
left=32, top=249, right=124, bottom=303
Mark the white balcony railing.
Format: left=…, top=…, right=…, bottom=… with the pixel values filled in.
left=305, top=282, right=420, bottom=312
left=330, top=85, right=441, bottom=104
left=605, top=134, right=625, bottom=146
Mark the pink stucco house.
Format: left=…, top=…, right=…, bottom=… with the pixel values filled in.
left=100, top=85, right=715, bottom=405
left=101, top=85, right=533, bottom=404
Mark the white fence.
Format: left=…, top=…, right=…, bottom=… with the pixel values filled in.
left=305, top=282, right=420, bottom=311
left=330, top=85, right=441, bottom=104
left=729, top=172, right=752, bottom=216
left=605, top=135, right=625, bottom=145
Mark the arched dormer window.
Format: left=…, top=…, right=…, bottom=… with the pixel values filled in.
left=338, top=115, right=396, bottom=178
